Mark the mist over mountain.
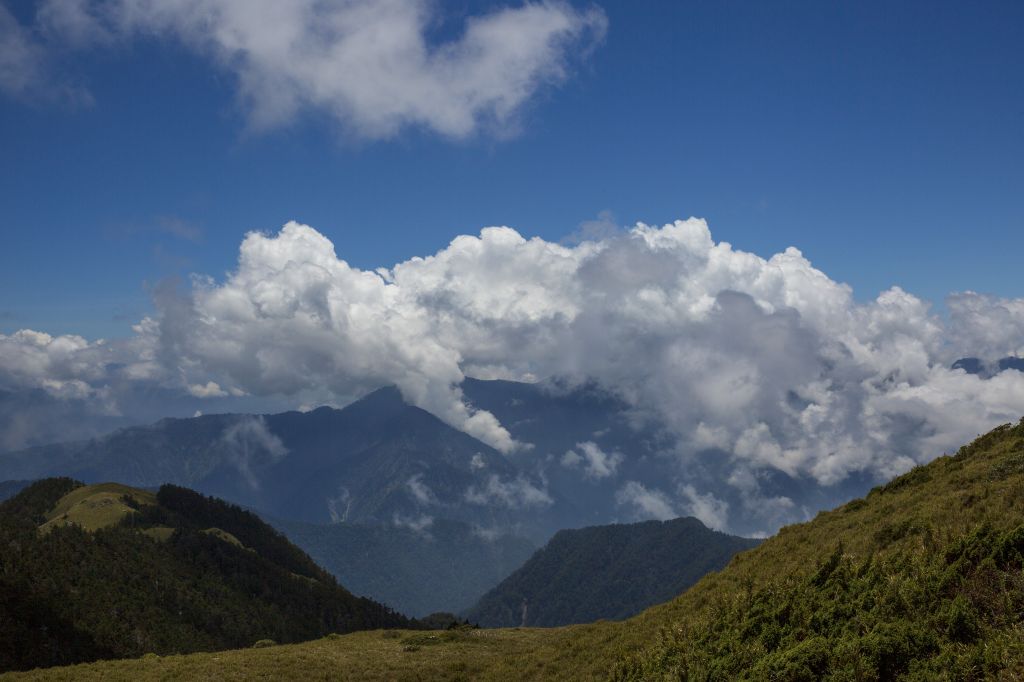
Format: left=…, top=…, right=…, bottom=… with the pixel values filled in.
left=272, top=517, right=536, bottom=618
left=2, top=377, right=892, bottom=540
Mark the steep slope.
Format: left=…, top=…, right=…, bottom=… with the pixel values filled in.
left=0, top=479, right=413, bottom=673
left=465, top=517, right=759, bottom=627
left=11, top=419, right=1024, bottom=681
left=274, top=518, right=536, bottom=617
left=613, top=417, right=1024, bottom=680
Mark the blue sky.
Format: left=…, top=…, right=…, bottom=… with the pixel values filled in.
left=2, top=0, right=1023, bottom=339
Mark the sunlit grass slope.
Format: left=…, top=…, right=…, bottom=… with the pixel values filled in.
left=615, top=418, right=1024, bottom=679
left=6, top=419, right=1024, bottom=680
left=38, top=482, right=156, bottom=533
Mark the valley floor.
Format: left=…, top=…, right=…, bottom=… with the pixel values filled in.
left=0, top=623, right=642, bottom=681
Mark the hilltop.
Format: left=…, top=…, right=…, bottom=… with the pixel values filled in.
left=0, top=479, right=413, bottom=673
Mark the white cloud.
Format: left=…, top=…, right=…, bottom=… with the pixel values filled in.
left=0, top=329, right=110, bottom=397
left=0, top=5, right=43, bottom=96
left=562, top=440, right=621, bottom=479
left=0, top=3, right=93, bottom=103
left=4, top=217, right=1024, bottom=532
left=678, top=484, right=729, bottom=531
left=6, top=0, right=606, bottom=139
left=947, top=292, right=1024, bottom=361
left=188, top=380, right=228, bottom=398
left=615, top=481, right=676, bottom=521
left=465, top=474, right=552, bottom=509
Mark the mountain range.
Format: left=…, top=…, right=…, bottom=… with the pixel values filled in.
left=0, top=377, right=875, bottom=540
left=14, top=418, right=1024, bottom=680
left=0, top=373, right=768, bottom=622
left=0, top=376, right=905, bottom=621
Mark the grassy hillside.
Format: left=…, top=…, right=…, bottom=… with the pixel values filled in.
left=465, top=517, right=759, bottom=627
left=6, top=418, right=1024, bottom=680
left=0, top=480, right=414, bottom=674
left=612, top=419, right=1024, bottom=680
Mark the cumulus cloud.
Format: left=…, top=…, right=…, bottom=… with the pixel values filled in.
left=0, top=329, right=112, bottom=398
left=561, top=441, right=621, bottom=479
left=6, top=0, right=606, bottom=139
left=615, top=481, right=676, bottom=521
left=947, top=292, right=1024, bottom=361
left=3, top=217, right=1024, bottom=533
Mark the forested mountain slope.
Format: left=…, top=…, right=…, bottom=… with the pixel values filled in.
left=0, top=479, right=413, bottom=673
left=465, top=517, right=758, bottom=627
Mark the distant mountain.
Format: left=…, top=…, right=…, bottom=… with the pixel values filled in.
left=273, top=517, right=536, bottom=617
left=0, top=478, right=414, bottom=673
left=0, top=389, right=128, bottom=454
left=464, top=517, right=759, bottom=627
left=0, top=479, right=31, bottom=502
left=0, top=386, right=532, bottom=531
left=0, top=380, right=681, bottom=541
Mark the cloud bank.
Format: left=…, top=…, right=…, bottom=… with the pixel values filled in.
left=3, top=218, right=1024, bottom=530
left=3, top=0, right=607, bottom=138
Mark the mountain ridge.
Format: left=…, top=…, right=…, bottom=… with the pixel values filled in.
left=464, top=516, right=760, bottom=627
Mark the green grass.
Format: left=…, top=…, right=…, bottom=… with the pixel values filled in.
left=0, top=625, right=642, bottom=681
left=7, top=419, right=1024, bottom=680
left=140, top=526, right=175, bottom=541
left=38, top=483, right=156, bottom=533
left=201, top=527, right=246, bottom=548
